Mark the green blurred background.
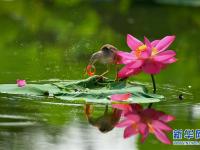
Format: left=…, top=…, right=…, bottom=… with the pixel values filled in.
left=0, top=0, right=200, bottom=150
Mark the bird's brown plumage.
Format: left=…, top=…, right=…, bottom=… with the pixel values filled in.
left=89, top=44, right=118, bottom=65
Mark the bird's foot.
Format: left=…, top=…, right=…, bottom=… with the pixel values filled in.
left=95, top=70, right=109, bottom=82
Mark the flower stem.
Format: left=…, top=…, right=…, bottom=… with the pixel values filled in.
left=151, top=74, right=156, bottom=94
left=148, top=74, right=156, bottom=108
left=104, top=104, right=108, bottom=115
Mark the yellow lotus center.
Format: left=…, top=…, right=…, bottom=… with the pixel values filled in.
left=135, top=45, right=147, bottom=58
left=152, top=47, right=158, bottom=55
left=135, top=45, right=158, bottom=58
left=138, top=45, right=147, bottom=51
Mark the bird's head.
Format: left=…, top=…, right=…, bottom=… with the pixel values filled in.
left=89, top=44, right=117, bottom=65
left=89, top=51, right=102, bottom=65
left=100, top=44, right=117, bottom=53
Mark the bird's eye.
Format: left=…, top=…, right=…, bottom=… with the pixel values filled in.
left=102, top=47, right=109, bottom=52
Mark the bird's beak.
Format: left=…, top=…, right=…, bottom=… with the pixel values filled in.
left=89, top=56, right=97, bottom=65
left=89, top=51, right=102, bottom=65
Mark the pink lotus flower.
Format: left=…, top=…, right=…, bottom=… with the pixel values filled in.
left=114, top=104, right=175, bottom=144
left=117, top=34, right=177, bottom=78
left=112, top=103, right=142, bottom=117
left=111, top=93, right=132, bottom=101
left=17, top=79, right=26, bottom=87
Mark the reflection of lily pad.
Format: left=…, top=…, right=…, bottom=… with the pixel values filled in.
left=0, top=76, right=164, bottom=104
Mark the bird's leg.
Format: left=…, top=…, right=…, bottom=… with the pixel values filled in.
left=95, top=64, right=110, bottom=82
left=99, top=70, right=109, bottom=77
left=84, top=104, right=97, bottom=126
left=99, top=64, right=110, bottom=77
left=84, top=104, right=93, bottom=119
left=114, top=64, right=119, bottom=81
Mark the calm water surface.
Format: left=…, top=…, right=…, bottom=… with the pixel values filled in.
left=0, top=0, right=200, bottom=150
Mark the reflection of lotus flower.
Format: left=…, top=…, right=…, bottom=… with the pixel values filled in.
left=117, top=34, right=176, bottom=78
left=118, top=108, right=175, bottom=144
left=112, top=104, right=132, bottom=116
left=111, top=93, right=133, bottom=116
left=17, top=79, right=26, bottom=87
left=111, top=95, right=175, bottom=145
left=138, top=108, right=175, bottom=144
left=111, top=93, right=142, bottom=116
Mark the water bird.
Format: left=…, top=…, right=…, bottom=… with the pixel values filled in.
left=86, top=44, right=119, bottom=78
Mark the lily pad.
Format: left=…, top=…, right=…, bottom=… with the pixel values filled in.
left=0, top=76, right=164, bottom=104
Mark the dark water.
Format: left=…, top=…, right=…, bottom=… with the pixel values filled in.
left=0, top=0, right=200, bottom=150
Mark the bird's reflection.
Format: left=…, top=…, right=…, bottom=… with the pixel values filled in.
left=84, top=104, right=122, bottom=133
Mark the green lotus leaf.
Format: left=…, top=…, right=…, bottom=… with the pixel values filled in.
left=0, top=76, right=164, bottom=104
